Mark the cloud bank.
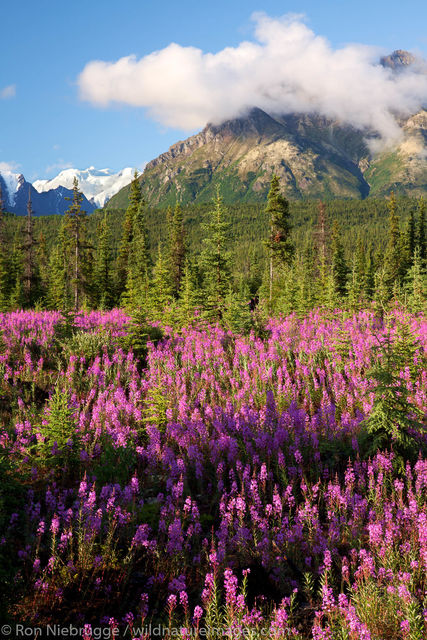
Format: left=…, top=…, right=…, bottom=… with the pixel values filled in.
left=78, top=13, right=427, bottom=143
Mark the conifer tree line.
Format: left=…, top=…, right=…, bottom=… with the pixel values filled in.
left=0, top=172, right=426, bottom=324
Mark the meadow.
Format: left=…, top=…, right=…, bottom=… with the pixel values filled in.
left=0, top=307, right=426, bottom=639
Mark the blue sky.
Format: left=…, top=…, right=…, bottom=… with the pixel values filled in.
left=1, top=0, right=426, bottom=181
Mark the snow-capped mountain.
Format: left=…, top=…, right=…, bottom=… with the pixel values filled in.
left=0, top=169, right=23, bottom=207
left=0, top=170, right=95, bottom=216
left=33, top=166, right=134, bottom=208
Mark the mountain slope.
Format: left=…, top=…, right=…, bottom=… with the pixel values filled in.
left=365, top=110, right=427, bottom=197
left=108, top=108, right=372, bottom=208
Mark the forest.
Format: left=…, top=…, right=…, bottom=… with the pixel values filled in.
left=0, top=173, right=426, bottom=321
left=0, top=174, right=426, bottom=639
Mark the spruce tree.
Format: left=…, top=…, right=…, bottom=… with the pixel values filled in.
left=36, top=231, right=49, bottom=304
left=9, top=245, right=24, bottom=310
left=200, top=188, right=231, bottom=321
left=177, top=259, right=198, bottom=326
left=347, top=257, right=362, bottom=311
left=405, top=247, right=426, bottom=313
left=169, top=203, right=186, bottom=296
left=404, top=207, right=417, bottom=267
left=148, top=245, right=172, bottom=318
left=94, top=211, right=114, bottom=309
left=224, top=283, right=253, bottom=334
left=330, top=220, right=348, bottom=298
left=416, top=197, right=426, bottom=264
left=47, top=221, right=71, bottom=310
left=116, top=170, right=141, bottom=295
left=315, top=202, right=329, bottom=303
left=294, top=248, right=315, bottom=316
left=21, top=188, right=39, bottom=308
left=363, top=246, right=376, bottom=301
left=0, top=185, right=8, bottom=310
left=63, top=178, right=90, bottom=310
left=123, top=198, right=151, bottom=310
left=384, top=192, right=403, bottom=289
left=265, top=175, right=294, bottom=304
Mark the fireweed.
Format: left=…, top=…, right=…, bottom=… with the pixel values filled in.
left=0, top=307, right=426, bottom=639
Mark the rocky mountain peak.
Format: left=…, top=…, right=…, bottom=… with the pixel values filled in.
left=380, top=49, right=416, bottom=70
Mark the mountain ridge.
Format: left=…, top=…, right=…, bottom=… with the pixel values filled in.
left=107, top=105, right=427, bottom=209
left=0, top=171, right=96, bottom=216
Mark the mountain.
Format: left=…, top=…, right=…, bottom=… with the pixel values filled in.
left=107, top=50, right=427, bottom=209
left=365, top=110, right=427, bottom=197
left=33, top=166, right=134, bottom=208
left=0, top=170, right=96, bottom=216
left=108, top=108, right=372, bottom=208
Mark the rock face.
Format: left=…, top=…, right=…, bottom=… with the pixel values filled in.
left=365, top=110, right=427, bottom=197
left=0, top=172, right=95, bottom=216
left=108, top=108, right=373, bottom=208
left=380, top=49, right=416, bottom=70
left=107, top=49, right=427, bottom=208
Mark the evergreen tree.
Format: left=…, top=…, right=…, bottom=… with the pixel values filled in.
left=148, top=245, right=172, bottom=318
left=403, top=207, right=417, bottom=267
left=405, top=247, right=426, bottom=313
left=384, top=192, right=403, bottom=288
left=0, top=185, right=8, bottom=310
left=294, top=248, right=316, bottom=316
left=116, top=170, right=141, bottom=295
left=200, top=188, right=231, bottom=321
left=177, top=259, right=199, bottom=326
left=363, top=246, right=376, bottom=301
left=21, top=188, right=39, bottom=308
left=94, top=211, right=114, bottom=309
left=63, top=177, right=90, bottom=310
left=373, top=266, right=390, bottom=314
left=416, top=197, right=426, bottom=264
left=347, top=257, right=362, bottom=311
left=47, top=221, right=71, bottom=310
left=224, top=283, right=253, bottom=334
left=9, top=245, right=24, bottom=310
left=265, top=175, right=294, bottom=304
left=36, top=231, right=49, bottom=303
left=330, top=220, right=348, bottom=298
left=314, top=202, right=329, bottom=303
left=123, top=198, right=151, bottom=310
left=169, top=203, right=186, bottom=296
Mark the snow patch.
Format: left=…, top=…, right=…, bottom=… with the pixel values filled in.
left=33, top=166, right=135, bottom=207
left=0, top=170, right=23, bottom=206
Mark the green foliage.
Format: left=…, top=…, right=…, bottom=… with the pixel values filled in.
left=223, top=284, right=253, bottom=335
left=93, top=211, right=114, bottom=309
left=147, top=245, right=173, bottom=318
left=116, top=170, right=142, bottom=297
left=360, top=322, right=425, bottom=465
left=60, top=329, right=113, bottom=362
left=37, top=385, right=78, bottom=462
left=63, top=177, right=91, bottom=310
left=119, top=307, right=164, bottom=365
left=200, top=189, right=232, bottom=321
left=0, top=452, right=26, bottom=621
left=169, top=203, right=186, bottom=296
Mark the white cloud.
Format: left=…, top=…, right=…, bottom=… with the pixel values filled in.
left=77, top=13, right=427, bottom=144
left=0, top=84, right=16, bottom=99
left=0, top=160, right=20, bottom=173
left=44, top=160, right=73, bottom=175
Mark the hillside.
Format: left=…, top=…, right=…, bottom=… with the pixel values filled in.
left=108, top=106, right=427, bottom=209
left=365, top=110, right=427, bottom=196
left=108, top=108, right=373, bottom=208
